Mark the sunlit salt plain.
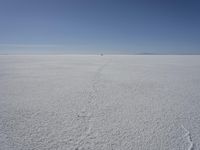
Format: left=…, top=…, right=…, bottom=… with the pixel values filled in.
left=0, top=55, right=200, bottom=150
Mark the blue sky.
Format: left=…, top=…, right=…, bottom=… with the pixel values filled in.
left=0, top=0, right=200, bottom=54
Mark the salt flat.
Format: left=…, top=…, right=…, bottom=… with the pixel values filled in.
left=0, top=55, right=200, bottom=150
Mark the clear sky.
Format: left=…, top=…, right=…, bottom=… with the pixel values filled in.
left=0, top=0, right=200, bottom=54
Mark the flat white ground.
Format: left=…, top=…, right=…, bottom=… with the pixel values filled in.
left=0, top=55, right=200, bottom=150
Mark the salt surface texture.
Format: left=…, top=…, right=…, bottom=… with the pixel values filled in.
left=0, top=55, right=200, bottom=150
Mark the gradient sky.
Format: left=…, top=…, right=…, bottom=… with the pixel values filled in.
left=0, top=0, right=200, bottom=54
